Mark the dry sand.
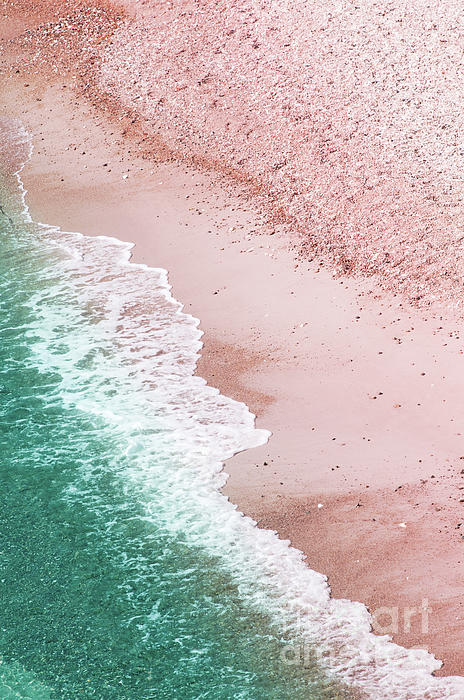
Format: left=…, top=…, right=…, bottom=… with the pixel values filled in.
left=98, top=0, right=464, bottom=309
left=2, top=0, right=464, bottom=679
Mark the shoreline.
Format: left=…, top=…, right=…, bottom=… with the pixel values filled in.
left=3, top=6, right=464, bottom=681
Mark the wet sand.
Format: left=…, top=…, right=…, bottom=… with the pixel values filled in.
left=2, top=0, right=464, bottom=678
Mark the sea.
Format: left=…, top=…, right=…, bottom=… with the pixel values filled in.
left=0, top=117, right=463, bottom=700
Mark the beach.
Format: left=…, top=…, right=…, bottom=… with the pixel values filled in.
left=2, top=0, right=464, bottom=689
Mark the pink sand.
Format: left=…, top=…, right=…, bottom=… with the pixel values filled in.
left=3, top=0, right=464, bottom=677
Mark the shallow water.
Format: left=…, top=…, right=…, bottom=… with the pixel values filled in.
left=1, top=117, right=463, bottom=700
left=0, top=120, right=354, bottom=699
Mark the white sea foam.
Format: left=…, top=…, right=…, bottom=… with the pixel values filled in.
left=3, top=117, right=464, bottom=699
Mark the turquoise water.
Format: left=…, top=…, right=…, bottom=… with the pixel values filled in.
left=0, top=122, right=354, bottom=699
left=2, top=119, right=464, bottom=700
